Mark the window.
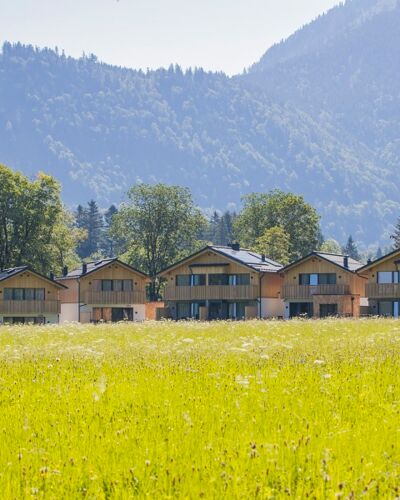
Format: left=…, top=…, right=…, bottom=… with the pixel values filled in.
left=299, top=274, right=336, bottom=285
left=176, top=275, right=191, bottom=286
left=100, top=280, right=133, bottom=291
left=377, top=272, right=400, bottom=284
left=191, top=274, right=206, bottom=286
left=176, top=302, right=191, bottom=319
left=236, top=274, right=250, bottom=286
left=209, top=274, right=229, bottom=286
left=318, top=274, right=336, bottom=285
left=190, top=302, right=206, bottom=319
left=379, top=301, right=394, bottom=317
left=3, top=288, right=45, bottom=300
left=102, top=280, right=113, bottom=291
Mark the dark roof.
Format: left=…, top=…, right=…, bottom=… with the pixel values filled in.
left=281, top=252, right=364, bottom=273
left=0, top=266, right=67, bottom=288
left=158, top=245, right=283, bottom=276
left=358, top=247, right=400, bottom=272
left=56, top=258, right=148, bottom=280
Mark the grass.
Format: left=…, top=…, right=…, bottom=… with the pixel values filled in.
left=0, top=319, right=399, bottom=498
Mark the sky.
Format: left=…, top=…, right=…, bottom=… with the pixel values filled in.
left=1, top=0, right=342, bottom=75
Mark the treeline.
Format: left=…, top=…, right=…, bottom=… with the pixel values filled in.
left=1, top=164, right=396, bottom=300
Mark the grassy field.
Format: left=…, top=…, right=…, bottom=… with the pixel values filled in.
left=0, top=320, right=399, bottom=498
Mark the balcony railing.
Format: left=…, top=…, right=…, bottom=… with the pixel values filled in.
left=0, top=300, right=60, bottom=315
left=83, top=290, right=146, bottom=305
left=163, top=285, right=259, bottom=301
left=366, top=283, right=400, bottom=299
left=282, top=284, right=351, bottom=299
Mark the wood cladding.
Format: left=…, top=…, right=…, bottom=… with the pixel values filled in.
left=164, top=285, right=259, bottom=301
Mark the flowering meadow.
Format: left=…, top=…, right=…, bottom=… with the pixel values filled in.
left=0, top=319, right=399, bottom=498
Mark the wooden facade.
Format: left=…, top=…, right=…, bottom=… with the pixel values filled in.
left=0, top=269, right=63, bottom=323
left=281, top=254, right=366, bottom=318
left=57, top=260, right=148, bottom=323
left=360, top=249, right=400, bottom=317
left=159, top=247, right=283, bottom=320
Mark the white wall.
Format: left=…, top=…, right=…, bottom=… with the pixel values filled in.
left=60, top=303, right=79, bottom=323
left=261, top=298, right=285, bottom=319
left=133, top=304, right=145, bottom=322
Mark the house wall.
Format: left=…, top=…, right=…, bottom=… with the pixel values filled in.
left=282, top=257, right=366, bottom=296
left=364, top=252, right=400, bottom=283
left=261, top=298, right=285, bottom=318
left=79, top=263, right=147, bottom=298
left=0, top=272, right=60, bottom=301
left=260, top=272, right=283, bottom=298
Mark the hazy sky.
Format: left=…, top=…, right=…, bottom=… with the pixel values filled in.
left=1, top=0, right=342, bottom=74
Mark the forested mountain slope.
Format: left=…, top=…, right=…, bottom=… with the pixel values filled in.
left=0, top=0, right=399, bottom=245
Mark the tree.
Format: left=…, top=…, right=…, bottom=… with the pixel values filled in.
left=390, top=218, right=400, bottom=249
left=102, top=205, right=119, bottom=257
left=0, top=164, right=73, bottom=273
left=48, top=209, right=87, bottom=273
left=254, top=226, right=290, bottom=265
left=111, top=184, right=207, bottom=300
left=375, top=247, right=383, bottom=259
left=76, top=200, right=104, bottom=258
left=234, top=190, right=321, bottom=261
left=202, top=210, right=237, bottom=246
left=320, top=239, right=342, bottom=254
left=342, top=235, right=361, bottom=261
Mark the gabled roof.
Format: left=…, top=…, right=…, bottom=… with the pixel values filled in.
left=281, top=252, right=364, bottom=274
left=358, top=247, right=400, bottom=272
left=56, top=258, right=148, bottom=280
left=0, top=266, right=67, bottom=288
left=158, top=245, right=283, bottom=276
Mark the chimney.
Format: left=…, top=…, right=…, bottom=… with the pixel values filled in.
left=62, top=266, right=68, bottom=277
left=367, top=258, right=372, bottom=265
left=230, top=242, right=240, bottom=251
left=344, top=256, right=349, bottom=269
left=49, top=271, right=55, bottom=281
left=261, top=254, right=266, bottom=262
left=82, top=263, right=87, bottom=275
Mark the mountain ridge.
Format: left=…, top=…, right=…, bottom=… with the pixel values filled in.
left=0, top=0, right=399, bottom=247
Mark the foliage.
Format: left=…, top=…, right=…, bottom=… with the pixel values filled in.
left=253, top=226, right=290, bottom=264
left=320, top=239, right=342, bottom=254
left=0, top=163, right=74, bottom=273
left=342, top=235, right=361, bottom=261
left=234, top=190, right=321, bottom=260
left=390, top=217, right=400, bottom=249
left=202, top=211, right=237, bottom=246
left=2, top=29, right=400, bottom=244
left=0, top=320, right=399, bottom=497
left=111, top=183, right=207, bottom=299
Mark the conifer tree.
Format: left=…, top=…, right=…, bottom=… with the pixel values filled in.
left=342, top=235, right=361, bottom=261
left=390, top=218, right=400, bottom=249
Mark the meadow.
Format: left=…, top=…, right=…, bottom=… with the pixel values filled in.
left=0, top=320, right=399, bottom=499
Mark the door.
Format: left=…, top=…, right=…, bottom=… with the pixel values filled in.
left=209, top=301, right=222, bottom=320
left=289, top=302, right=313, bottom=318
left=111, top=308, right=133, bottom=322
left=320, top=304, right=338, bottom=318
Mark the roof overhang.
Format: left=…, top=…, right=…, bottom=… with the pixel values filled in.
left=0, top=267, right=68, bottom=289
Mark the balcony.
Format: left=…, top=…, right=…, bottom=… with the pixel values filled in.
left=366, top=283, right=400, bottom=299
left=0, top=300, right=60, bottom=315
left=163, top=285, right=259, bottom=301
left=83, top=290, right=146, bottom=305
left=282, top=284, right=350, bottom=299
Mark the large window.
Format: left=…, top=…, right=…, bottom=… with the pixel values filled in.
left=209, top=274, right=250, bottom=286
left=176, top=275, right=205, bottom=286
left=378, top=301, right=400, bottom=318
left=377, top=272, right=400, bottom=284
left=299, top=273, right=336, bottom=285
left=100, top=280, right=133, bottom=292
left=4, top=288, right=45, bottom=300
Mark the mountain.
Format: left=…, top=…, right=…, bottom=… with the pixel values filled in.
left=0, top=0, right=399, bottom=246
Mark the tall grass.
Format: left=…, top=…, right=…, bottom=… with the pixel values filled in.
left=0, top=319, right=399, bottom=498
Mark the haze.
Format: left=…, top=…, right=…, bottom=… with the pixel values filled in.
left=1, top=0, right=342, bottom=74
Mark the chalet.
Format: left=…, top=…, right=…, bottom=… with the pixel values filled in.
left=358, top=248, right=400, bottom=317
left=280, top=252, right=367, bottom=318
left=0, top=266, right=66, bottom=325
left=56, top=259, right=149, bottom=323
left=158, top=244, right=284, bottom=320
